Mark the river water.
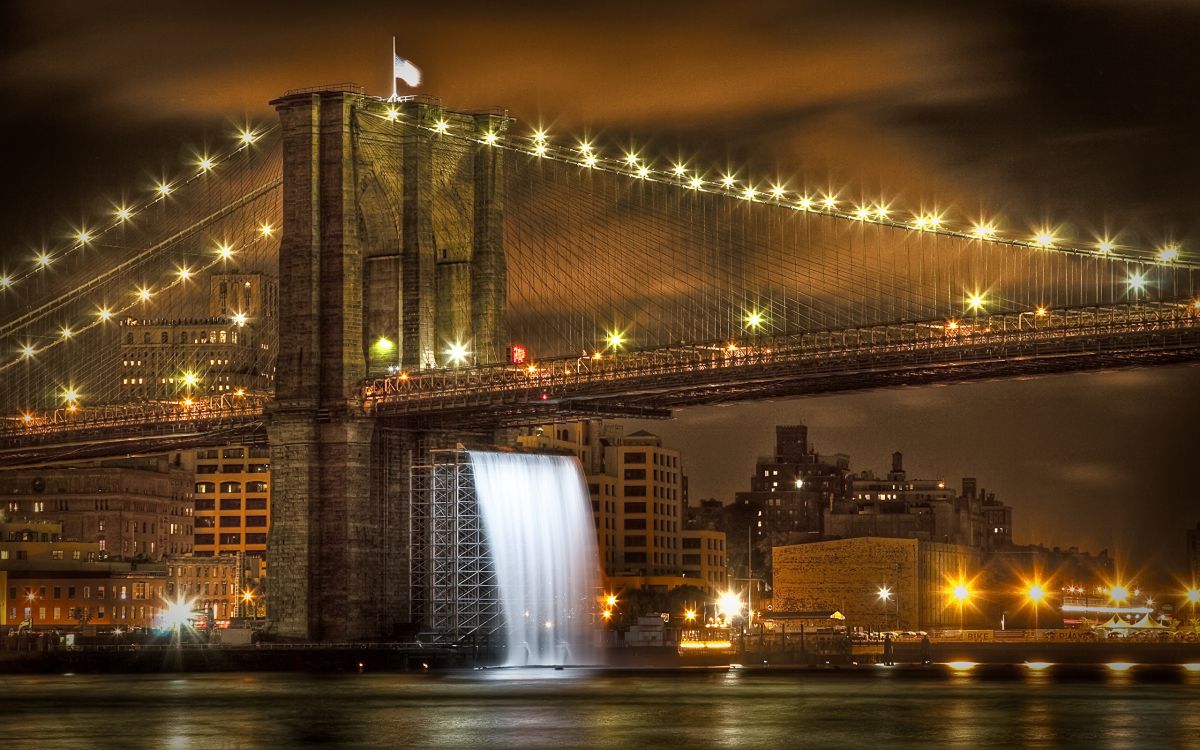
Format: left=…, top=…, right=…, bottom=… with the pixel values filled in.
left=4, top=668, right=1199, bottom=748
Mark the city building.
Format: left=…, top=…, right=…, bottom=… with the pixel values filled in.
left=721, top=425, right=851, bottom=585
left=117, top=273, right=275, bottom=401
left=173, top=445, right=270, bottom=560
left=772, top=536, right=983, bottom=631
left=0, top=518, right=168, bottom=631
left=680, top=529, right=727, bottom=592
left=517, top=421, right=726, bottom=593
left=0, top=457, right=194, bottom=561
left=167, top=554, right=248, bottom=623
left=828, top=454, right=1013, bottom=552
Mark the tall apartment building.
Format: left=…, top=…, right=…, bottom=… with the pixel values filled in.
left=517, top=422, right=727, bottom=593
left=174, top=445, right=270, bottom=560
left=117, top=273, right=275, bottom=400
left=0, top=458, right=194, bottom=560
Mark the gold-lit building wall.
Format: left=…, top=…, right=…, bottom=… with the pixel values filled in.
left=177, top=445, right=270, bottom=560
left=773, top=537, right=983, bottom=631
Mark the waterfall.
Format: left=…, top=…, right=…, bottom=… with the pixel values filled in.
left=469, top=450, right=601, bottom=666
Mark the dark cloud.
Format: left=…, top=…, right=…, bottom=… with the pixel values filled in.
left=1, top=0, right=1198, bottom=576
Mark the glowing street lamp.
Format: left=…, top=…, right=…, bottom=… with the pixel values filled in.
left=1109, top=585, right=1130, bottom=604
left=1186, top=587, right=1200, bottom=627
left=717, top=591, right=742, bottom=622
left=1026, top=583, right=1046, bottom=631
left=949, top=580, right=972, bottom=632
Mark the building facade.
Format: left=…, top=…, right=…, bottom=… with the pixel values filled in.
left=117, top=273, right=276, bottom=401
left=0, top=458, right=194, bottom=561
left=772, top=536, right=983, bottom=631
left=0, top=519, right=168, bottom=631
left=174, top=445, right=270, bottom=560
left=167, top=554, right=245, bottom=623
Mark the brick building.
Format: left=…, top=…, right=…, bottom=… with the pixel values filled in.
left=0, top=458, right=194, bottom=560
left=772, top=536, right=983, bottom=631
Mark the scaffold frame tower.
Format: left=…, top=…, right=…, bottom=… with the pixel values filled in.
left=409, top=449, right=503, bottom=643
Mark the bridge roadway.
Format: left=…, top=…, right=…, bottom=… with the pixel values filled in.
left=2, top=301, right=1198, bottom=463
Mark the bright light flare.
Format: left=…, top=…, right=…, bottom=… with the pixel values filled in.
left=1186, top=588, right=1200, bottom=604
left=59, top=326, right=72, bottom=340
left=445, top=341, right=469, bottom=365
left=156, top=182, right=173, bottom=197
left=877, top=586, right=892, bottom=602
left=35, top=252, right=52, bottom=268
left=1026, top=584, right=1046, bottom=603
left=384, top=106, right=400, bottom=122
left=181, top=371, right=199, bottom=388
left=1032, top=231, right=1055, bottom=248
left=162, top=597, right=195, bottom=629
left=1158, top=244, right=1180, bottom=262
left=970, top=223, right=996, bottom=239
left=177, top=267, right=192, bottom=281
left=606, top=331, right=624, bottom=350
left=77, top=230, right=93, bottom=244
left=744, top=311, right=765, bottom=330
left=1127, top=272, right=1147, bottom=292
left=136, top=287, right=153, bottom=302
left=115, top=206, right=132, bottom=222
left=1109, top=585, right=1130, bottom=603
left=97, top=307, right=112, bottom=321
left=239, top=129, right=258, bottom=145
left=717, top=592, right=742, bottom=617
left=232, top=312, right=247, bottom=327
left=483, top=130, right=498, bottom=145
left=197, top=156, right=215, bottom=172
left=217, top=244, right=234, bottom=260
left=949, top=581, right=972, bottom=603
left=260, top=223, right=274, bottom=237
left=966, top=292, right=985, bottom=311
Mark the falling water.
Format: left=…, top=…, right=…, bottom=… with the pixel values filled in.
left=469, top=451, right=601, bottom=667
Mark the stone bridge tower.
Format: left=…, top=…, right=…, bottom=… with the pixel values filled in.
left=266, top=88, right=508, bottom=641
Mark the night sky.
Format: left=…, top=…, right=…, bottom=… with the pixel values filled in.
left=2, top=1, right=1198, bottom=580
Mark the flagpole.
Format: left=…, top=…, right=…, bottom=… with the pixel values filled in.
left=390, top=36, right=397, bottom=100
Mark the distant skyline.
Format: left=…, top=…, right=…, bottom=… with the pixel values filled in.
left=2, top=1, right=1198, bottom=582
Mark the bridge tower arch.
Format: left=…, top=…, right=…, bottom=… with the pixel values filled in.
left=266, top=88, right=508, bottom=641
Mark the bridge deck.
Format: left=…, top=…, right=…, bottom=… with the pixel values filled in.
left=3, top=302, right=1198, bottom=461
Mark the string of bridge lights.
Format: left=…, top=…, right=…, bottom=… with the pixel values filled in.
left=370, top=103, right=1197, bottom=270
left=0, top=126, right=276, bottom=293
left=2, top=220, right=277, bottom=398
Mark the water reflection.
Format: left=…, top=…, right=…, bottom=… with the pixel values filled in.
left=2, top=670, right=1197, bottom=749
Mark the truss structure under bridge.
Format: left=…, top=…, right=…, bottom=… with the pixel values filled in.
left=409, top=450, right=502, bottom=645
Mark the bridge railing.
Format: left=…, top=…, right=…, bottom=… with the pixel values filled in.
left=0, top=394, right=270, bottom=439
left=362, top=301, right=1200, bottom=412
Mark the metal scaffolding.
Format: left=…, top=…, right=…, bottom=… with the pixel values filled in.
left=409, top=450, right=502, bottom=644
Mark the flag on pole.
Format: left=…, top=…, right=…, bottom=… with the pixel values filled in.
left=394, top=54, right=421, bottom=89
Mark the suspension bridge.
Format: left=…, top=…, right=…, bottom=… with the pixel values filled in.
left=1, top=84, right=1197, bottom=640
